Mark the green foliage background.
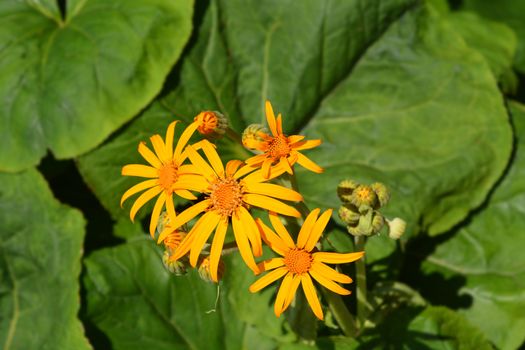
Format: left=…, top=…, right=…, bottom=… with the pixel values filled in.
left=1, top=0, right=524, bottom=349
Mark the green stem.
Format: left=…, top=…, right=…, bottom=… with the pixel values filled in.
left=354, top=235, right=368, bottom=330
left=225, top=127, right=243, bottom=144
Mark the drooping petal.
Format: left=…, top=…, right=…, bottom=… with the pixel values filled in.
left=189, top=212, right=221, bottom=267
left=268, top=212, right=295, bottom=249
left=309, top=269, right=351, bottom=295
left=129, top=186, right=163, bottom=222
left=274, top=273, right=294, bottom=317
left=282, top=275, right=301, bottom=312
left=292, top=139, right=322, bottom=151
left=261, top=159, right=272, bottom=179
left=138, top=142, right=162, bottom=169
left=168, top=212, right=211, bottom=261
left=296, top=153, right=323, bottom=173
left=265, top=100, right=278, bottom=136
left=232, top=213, right=259, bottom=274
left=225, top=160, right=244, bottom=177
left=296, top=208, right=321, bottom=249
left=150, top=134, right=169, bottom=163
left=304, top=209, right=332, bottom=251
left=237, top=206, right=262, bottom=257
left=157, top=200, right=210, bottom=243
left=120, top=179, right=158, bottom=206
left=257, top=258, right=285, bottom=272
left=245, top=183, right=302, bottom=202
left=300, top=274, right=324, bottom=320
left=185, top=145, right=217, bottom=180
left=149, top=192, right=166, bottom=237
left=310, top=262, right=353, bottom=284
left=174, top=122, right=199, bottom=159
left=200, top=140, right=225, bottom=176
left=255, top=219, right=289, bottom=256
left=122, top=164, right=158, bottom=178
left=249, top=267, right=288, bottom=293
left=243, top=194, right=300, bottom=217
left=313, top=251, right=365, bottom=264
left=209, top=218, right=228, bottom=282
left=279, top=156, right=293, bottom=175
left=165, top=121, right=178, bottom=155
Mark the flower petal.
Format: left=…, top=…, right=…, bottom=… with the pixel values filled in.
left=150, top=134, right=169, bottom=163
left=169, top=212, right=211, bottom=261
left=249, top=267, right=288, bottom=293
left=209, top=218, right=228, bottom=282
left=313, top=251, right=365, bottom=264
left=157, top=200, right=209, bottom=243
left=282, top=275, right=301, bottom=311
left=189, top=212, right=221, bottom=267
left=257, top=258, right=285, bottom=272
left=292, top=139, right=322, bottom=151
left=310, top=262, right=353, bottom=284
left=120, top=179, right=158, bottom=206
left=226, top=160, right=244, bottom=177
left=268, top=212, right=295, bottom=249
left=304, top=209, right=332, bottom=251
left=174, top=189, right=197, bottom=200
left=122, top=164, right=158, bottom=178
left=245, top=183, right=302, bottom=202
left=309, top=269, right=351, bottom=295
left=300, top=274, right=324, bottom=320
left=138, top=142, right=162, bottom=169
left=165, top=192, right=177, bottom=225
left=185, top=145, right=216, bottom=180
left=279, top=156, right=293, bottom=175
left=201, top=140, right=225, bottom=176
left=265, top=100, right=278, bottom=136
left=149, top=192, right=166, bottom=237
left=237, top=206, right=263, bottom=257
left=165, top=121, right=178, bottom=155
left=232, top=213, right=259, bottom=273
left=255, top=219, right=288, bottom=256
left=174, top=122, right=199, bottom=159
left=276, top=113, right=283, bottom=135
left=261, top=159, right=272, bottom=179
left=274, top=273, right=293, bottom=317
left=287, top=135, right=305, bottom=144
left=296, top=208, right=321, bottom=249
left=296, top=153, right=323, bottom=173
left=243, top=194, right=300, bottom=217
left=129, top=186, right=163, bottom=222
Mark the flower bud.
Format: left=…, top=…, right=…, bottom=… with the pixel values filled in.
left=194, top=111, right=228, bottom=138
left=338, top=205, right=360, bottom=225
left=198, top=256, right=225, bottom=283
left=242, top=124, right=268, bottom=149
left=387, top=218, right=406, bottom=240
left=156, top=211, right=170, bottom=237
left=337, top=179, right=359, bottom=203
left=162, top=251, right=187, bottom=275
left=163, top=230, right=187, bottom=253
left=371, top=182, right=390, bottom=208
left=371, top=213, right=385, bottom=233
left=350, top=185, right=378, bottom=209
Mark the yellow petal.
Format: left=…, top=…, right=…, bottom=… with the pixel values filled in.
left=169, top=212, right=211, bottom=261
left=304, top=209, right=332, bottom=251
left=249, top=267, right=288, bottom=293
left=233, top=163, right=259, bottom=179
left=276, top=113, right=283, bottom=135
left=150, top=134, right=169, bottom=163
left=120, top=179, right=158, bottom=206
left=309, top=269, right=351, bottom=295
left=279, top=156, right=293, bottom=175
left=243, top=194, right=300, bottom=217
left=296, top=208, right=321, bottom=249
left=257, top=258, right=285, bottom=272
left=292, top=139, right=322, bottom=151
left=243, top=163, right=286, bottom=183
left=189, top=212, right=221, bottom=267
left=282, top=275, right=301, bottom=312
left=232, top=213, right=259, bottom=274
left=174, top=122, right=199, bottom=159
left=209, top=218, right=228, bottom=282
left=313, top=251, right=365, bottom=264
left=174, top=189, right=197, bottom=200
left=237, top=206, right=263, bottom=257
left=122, top=164, right=158, bottom=178
left=201, top=140, right=225, bottom=176
left=173, top=174, right=210, bottom=192
left=255, top=219, right=289, bottom=256
left=165, top=121, right=178, bottom=155
left=186, top=145, right=216, bottom=180
left=296, top=153, right=323, bottom=173
left=287, top=135, right=305, bottom=144
left=265, top=100, right=278, bottom=136
left=300, top=274, right=324, bottom=320
left=244, top=154, right=266, bottom=165
left=226, top=160, right=244, bottom=176
left=157, top=200, right=209, bottom=243
left=245, top=183, right=302, bottom=202
left=274, top=273, right=293, bottom=317
left=149, top=192, right=166, bottom=237
left=138, top=142, right=162, bottom=169
left=268, top=212, right=295, bottom=249
left=261, top=159, right=272, bottom=179
left=129, top=186, right=163, bottom=222
left=165, top=192, right=177, bottom=225
left=310, top=262, right=353, bottom=284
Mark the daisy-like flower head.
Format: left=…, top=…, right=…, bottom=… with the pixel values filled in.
left=120, top=121, right=201, bottom=237
left=157, top=140, right=303, bottom=282
left=249, top=209, right=364, bottom=320
left=244, top=100, right=323, bottom=179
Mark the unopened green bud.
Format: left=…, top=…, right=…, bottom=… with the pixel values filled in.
left=338, top=205, right=360, bottom=225
left=351, top=185, right=378, bottom=209
left=371, top=213, right=385, bottom=233
left=337, top=179, right=359, bottom=202
left=156, top=211, right=170, bottom=236
left=371, top=183, right=390, bottom=207
left=198, top=256, right=225, bottom=283
left=242, top=124, right=268, bottom=149
left=387, top=218, right=406, bottom=240
left=162, top=251, right=187, bottom=275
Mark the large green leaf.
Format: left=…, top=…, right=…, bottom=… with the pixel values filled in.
left=84, top=238, right=292, bottom=350
left=0, top=0, right=193, bottom=172
left=422, top=102, right=525, bottom=349
left=0, top=169, right=89, bottom=350
left=78, top=1, right=511, bottom=241
left=462, top=0, right=525, bottom=74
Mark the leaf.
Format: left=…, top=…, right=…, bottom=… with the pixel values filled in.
left=462, top=0, right=525, bottom=74
left=84, top=239, right=292, bottom=350
left=0, top=169, right=89, bottom=350
left=78, top=1, right=511, bottom=242
left=0, top=0, right=193, bottom=172
left=422, top=102, right=525, bottom=350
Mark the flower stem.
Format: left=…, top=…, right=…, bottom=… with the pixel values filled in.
left=225, top=127, right=243, bottom=144
left=354, top=235, right=368, bottom=330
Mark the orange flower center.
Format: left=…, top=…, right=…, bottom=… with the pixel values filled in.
left=209, top=177, right=244, bottom=217
left=158, top=162, right=179, bottom=194
left=268, top=135, right=291, bottom=159
left=195, top=111, right=218, bottom=135
left=284, top=248, right=312, bottom=275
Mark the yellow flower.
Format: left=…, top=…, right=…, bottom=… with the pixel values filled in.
left=244, top=100, right=323, bottom=179
left=249, top=209, right=364, bottom=320
left=120, top=121, right=201, bottom=237
left=157, top=140, right=303, bottom=282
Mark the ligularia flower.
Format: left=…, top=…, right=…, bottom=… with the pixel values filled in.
left=243, top=100, right=323, bottom=179
left=250, top=210, right=364, bottom=320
